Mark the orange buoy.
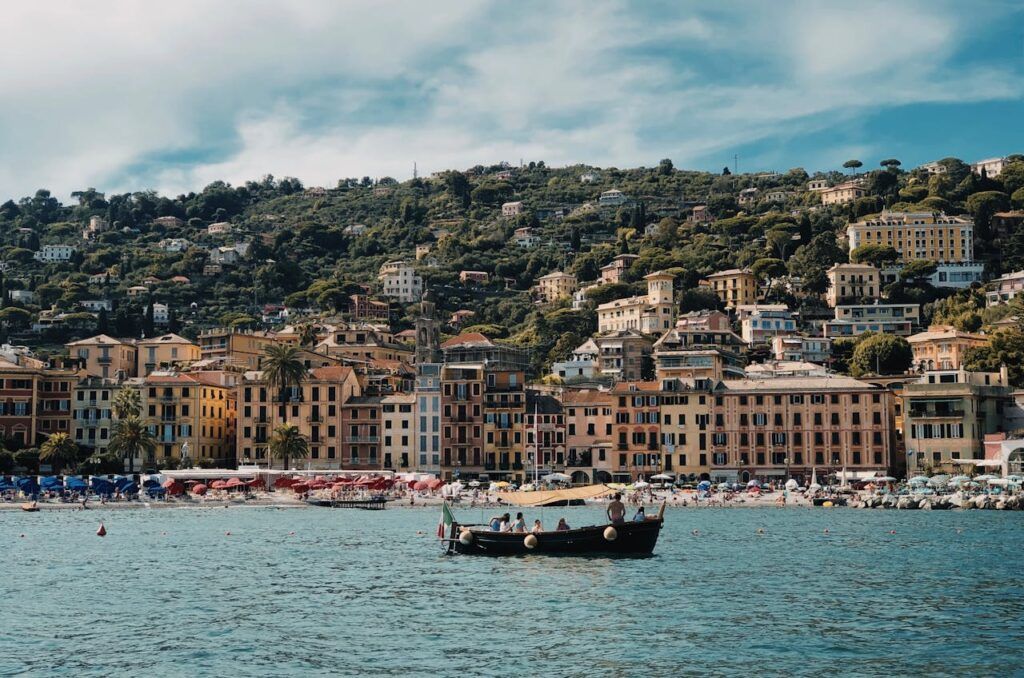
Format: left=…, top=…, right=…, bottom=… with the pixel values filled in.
left=96, top=523, right=107, bottom=537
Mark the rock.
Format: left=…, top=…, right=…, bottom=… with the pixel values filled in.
left=919, top=499, right=932, bottom=511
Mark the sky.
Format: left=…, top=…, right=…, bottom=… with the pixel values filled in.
left=1, top=0, right=1022, bottom=200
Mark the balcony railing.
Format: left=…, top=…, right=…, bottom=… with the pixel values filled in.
left=306, top=415, right=324, bottom=423
left=97, top=356, right=112, bottom=364
left=909, top=409, right=965, bottom=418
left=348, top=436, right=380, bottom=444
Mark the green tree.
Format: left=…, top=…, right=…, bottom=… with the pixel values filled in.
left=108, top=415, right=156, bottom=473
left=0, top=450, right=13, bottom=473
left=843, top=159, right=863, bottom=174
left=850, top=244, right=899, bottom=269
left=678, top=287, right=723, bottom=313
left=966, top=191, right=1011, bottom=237
left=269, top=423, right=309, bottom=471
left=850, top=334, right=913, bottom=376
left=112, top=387, right=142, bottom=419
left=879, top=159, right=902, bottom=170
left=788, top=232, right=847, bottom=295
left=40, top=432, right=79, bottom=474
left=262, top=345, right=307, bottom=426
left=899, top=259, right=938, bottom=283
left=963, top=328, right=1024, bottom=387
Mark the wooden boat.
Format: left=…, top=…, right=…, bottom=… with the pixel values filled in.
left=440, top=485, right=665, bottom=556
left=20, top=502, right=39, bottom=512
left=306, top=496, right=388, bottom=510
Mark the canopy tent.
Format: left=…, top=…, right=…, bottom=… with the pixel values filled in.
left=495, top=484, right=615, bottom=507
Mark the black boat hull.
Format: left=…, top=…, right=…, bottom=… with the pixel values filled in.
left=446, top=519, right=663, bottom=556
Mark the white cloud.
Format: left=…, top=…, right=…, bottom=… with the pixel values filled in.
left=0, top=1, right=1019, bottom=198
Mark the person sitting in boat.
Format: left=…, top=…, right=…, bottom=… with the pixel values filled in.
left=489, top=514, right=504, bottom=531
left=511, top=512, right=527, bottom=532
left=499, top=513, right=512, bottom=532
left=531, top=519, right=544, bottom=534
left=633, top=507, right=646, bottom=522
left=555, top=518, right=570, bottom=531
left=607, top=493, right=626, bottom=524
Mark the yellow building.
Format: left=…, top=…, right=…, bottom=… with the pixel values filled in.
left=133, top=370, right=236, bottom=468
left=382, top=393, right=417, bottom=470
left=659, top=378, right=712, bottom=480
left=597, top=271, right=675, bottom=335
left=71, top=376, right=119, bottom=457
left=66, top=334, right=137, bottom=380
left=908, top=326, right=989, bottom=371
left=701, top=269, right=758, bottom=308
left=197, top=329, right=279, bottom=370
left=820, top=181, right=867, bottom=206
left=826, top=263, right=880, bottom=307
left=137, top=334, right=201, bottom=376
left=536, top=271, right=577, bottom=304
left=847, top=211, right=974, bottom=263
left=236, top=365, right=361, bottom=468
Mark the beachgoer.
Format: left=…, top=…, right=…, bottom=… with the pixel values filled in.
left=531, top=519, right=544, bottom=534
left=489, top=515, right=503, bottom=531
left=607, top=493, right=625, bottom=524
left=511, top=512, right=527, bottom=533
left=633, top=507, right=646, bottom=522
left=556, top=518, right=570, bottom=531
left=499, top=513, right=511, bottom=532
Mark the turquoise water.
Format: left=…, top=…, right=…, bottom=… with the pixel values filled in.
left=1, top=505, right=1022, bottom=677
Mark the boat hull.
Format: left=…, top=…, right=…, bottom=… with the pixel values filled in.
left=447, top=519, right=663, bottom=556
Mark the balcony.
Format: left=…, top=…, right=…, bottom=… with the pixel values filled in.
left=909, top=408, right=965, bottom=419
left=160, top=394, right=177, bottom=403
left=512, top=462, right=523, bottom=470
left=306, top=415, right=324, bottom=423
left=160, top=415, right=177, bottom=422
left=498, top=462, right=510, bottom=471
left=484, top=463, right=497, bottom=471
left=254, top=415, right=270, bottom=424
left=97, top=356, right=112, bottom=364
left=566, top=454, right=593, bottom=467
left=348, top=436, right=380, bottom=444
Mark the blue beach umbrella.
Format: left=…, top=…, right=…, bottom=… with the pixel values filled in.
left=15, top=477, right=39, bottom=496
left=65, top=477, right=88, bottom=492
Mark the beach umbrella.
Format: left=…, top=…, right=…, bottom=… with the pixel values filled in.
left=161, top=479, right=184, bottom=496
left=697, top=480, right=711, bottom=490
left=541, top=473, right=571, bottom=484
left=192, top=484, right=208, bottom=496
left=974, top=474, right=1000, bottom=481
left=146, top=486, right=166, bottom=498
left=64, top=476, right=88, bottom=492
left=785, top=479, right=798, bottom=491
left=716, top=482, right=730, bottom=490
left=874, top=476, right=897, bottom=483
left=650, top=473, right=674, bottom=481
left=746, top=479, right=761, bottom=488
left=634, top=480, right=650, bottom=488
left=810, top=467, right=818, bottom=487
left=210, top=480, right=228, bottom=489
left=909, top=476, right=930, bottom=484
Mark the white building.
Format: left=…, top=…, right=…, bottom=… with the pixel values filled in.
left=152, top=303, right=169, bottom=325
left=344, top=224, right=368, bottom=236
left=209, top=246, right=240, bottom=265
left=551, top=338, right=599, bottom=382
left=879, top=262, right=985, bottom=289
left=987, top=270, right=1024, bottom=306
left=157, top=238, right=191, bottom=253
left=513, top=227, right=541, bottom=248
left=598, top=189, right=628, bottom=206
left=80, top=300, right=113, bottom=312
left=740, top=309, right=797, bottom=344
left=972, top=157, right=1008, bottom=178
left=9, top=290, right=36, bottom=303
left=771, top=335, right=833, bottom=364
left=34, top=244, right=75, bottom=262
left=377, top=260, right=423, bottom=303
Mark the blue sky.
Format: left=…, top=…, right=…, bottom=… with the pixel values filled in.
left=0, top=1, right=1021, bottom=199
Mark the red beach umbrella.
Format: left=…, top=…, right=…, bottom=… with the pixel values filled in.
left=192, top=484, right=208, bottom=496
left=210, top=480, right=228, bottom=490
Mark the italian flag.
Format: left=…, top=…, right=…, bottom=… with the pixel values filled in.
left=437, top=502, right=455, bottom=539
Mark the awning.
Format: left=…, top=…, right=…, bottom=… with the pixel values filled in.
left=496, top=484, right=615, bottom=507
left=844, top=470, right=890, bottom=480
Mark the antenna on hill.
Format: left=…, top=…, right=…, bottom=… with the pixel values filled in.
left=734, top=154, right=739, bottom=174
left=413, top=161, right=418, bottom=180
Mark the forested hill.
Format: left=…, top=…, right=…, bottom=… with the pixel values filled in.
left=1, top=156, right=1023, bottom=373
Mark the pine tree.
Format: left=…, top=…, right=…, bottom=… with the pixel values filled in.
left=144, top=299, right=155, bottom=337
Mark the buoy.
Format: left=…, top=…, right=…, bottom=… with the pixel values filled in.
left=756, top=528, right=765, bottom=534
left=96, top=523, right=107, bottom=537
left=289, top=531, right=296, bottom=535
left=459, top=529, right=474, bottom=545
left=225, top=531, right=232, bottom=536
left=692, top=529, right=700, bottom=536
left=524, top=534, right=538, bottom=549
left=603, top=526, right=618, bottom=542
left=824, top=528, right=830, bottom=534
left=889, top=530, right=896, bottom=535
left=823, top=501, right=834, bottom=508
left=19, top=534, right=25, bottom=538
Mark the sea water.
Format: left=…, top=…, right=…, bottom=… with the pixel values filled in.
left=1, top=505, right=1022, bottom=677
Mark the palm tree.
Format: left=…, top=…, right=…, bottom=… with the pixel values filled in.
left=262, top=344, right=307, bottom=426
left=108, top=416, right=157, bottom=473
left=112, top=387, right=141, bottom=419
left=269, top=423, right=309, bottom=471
left=40, top=432, right=79, bottom=474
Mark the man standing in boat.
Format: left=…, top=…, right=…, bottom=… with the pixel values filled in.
left=607, top=493, right=626, bottom=524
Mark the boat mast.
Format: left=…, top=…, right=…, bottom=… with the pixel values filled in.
left=534, top=399, right=539, bottom=486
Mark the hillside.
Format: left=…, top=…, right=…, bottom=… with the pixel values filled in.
left=2, top=156, right=1024, bottom=374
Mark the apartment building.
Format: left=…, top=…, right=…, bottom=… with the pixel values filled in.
left=440, top=363, right=485, bottom=481
left=700, top=269, right=758, bottom=308
left=71, top=377, right=118, bottom=458
left=524, top=391, right=564, bottom=482
left=563, top=389, right=615, bottom=485
left=594, top=329, right=652, bottom=382
left=986, top=270, right=1024, bottom=306
left=846, top=212, right=974, bottom=263
left=824, top=304, right=920, bottom=338
left=482, top=367, right=526, bottom=482
left=658, top=378, right=712, bottom=481
left=611, top=381, right=662, bottom=482
left=903, top=369, right=1012, bottom=471
left=382, top=393, right=416, bottom=470
left=708, top=376, right=893, bottom=484
left=740, top=309, right=797, bottom=344
left=596, top=271, right=675, bottom=334
left=378, top=260, right=423, bottom=303
left=536, top=271, right=577, bottom=303
left=236, top=365, right=361, bottom=469
left=908, top=326, right=988, bottom=371
left=66, top=334, right=137, bottom=380
left=600, top=254, right=639, bottom=284
left=826, top=263, right=880, bottom=307
left=137, top=334, right=201, bottom=376
left=819, top=182, right=866, bottom=206
left=414, top=363, right=442, bottom=474
left=197, top=329, right=279, bottom=370
left=0, top=356, right=75, bottom=448
left=771, top=336, right=833, bottom=364
left=342, top=395, right=384, bottom=470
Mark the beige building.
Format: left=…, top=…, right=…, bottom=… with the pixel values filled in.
left=600, top=254, right=639, bottom=284
left=563, top=389, right=615, bottom=484
left=903, top=369, right=1012, bottom=471
left=501, top=201, right=524, bottom=217
left=824, top=304, right=920, bottom=338
left=236, top=366, right=362, bottom=468
left=986, top=269, right=1024, bottom=306
left=908, top=326, right=988, bottom=371
left=701, top=269, right=758, bottom=308
left=71, top=376, right=119, bottom=458
left=133, top=370, right=236, bottom=468
left=536, top=271, right=577, bottom=304
left=382, top=393, right=417, bottom=470
left=826, top=263, right=880, bottom=307
left=659, top=378, right=712, bottom=481
left=197, top=329, right=279, bottom=370
left=137, top=334, right=201, bottom=376
left=846, top=212, right=974, bottom=264
left=66, top=335, right=137, bottom=380
left=596, top=271, right=675, bottom=335
left=594, top=329, right=652, bottom=382
left=820, top=181, right=867, bottom=206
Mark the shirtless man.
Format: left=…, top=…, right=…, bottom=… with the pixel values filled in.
left=607, top=493, right=626, bottom=524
